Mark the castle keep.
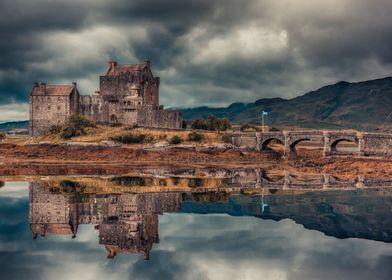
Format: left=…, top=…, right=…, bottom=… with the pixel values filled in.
left=29, top=59, right=182, bottom=136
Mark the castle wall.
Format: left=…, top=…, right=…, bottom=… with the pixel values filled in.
left=30, top=95, right=71, bottom=136
left=78, top=95, right=107, bottom=123
left=136, top=105, right=182, bottom=129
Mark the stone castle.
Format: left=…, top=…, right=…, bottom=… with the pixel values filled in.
left=29, top=59, right=182, bottom=136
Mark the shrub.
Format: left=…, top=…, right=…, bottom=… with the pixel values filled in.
left=190, top=115, right=232, bottom=131
left=60, top=115, right=96, bottom=139
left=269, top=126, right=281, bottom=132
left=111, top=176, right=146, bottom=186
left=171, top=177, right=180, bottom=186
left=109, top=123, right=123, bottom=127
left=125, top=124, right=138, bottom=130
left=188, top=178, right=204, bottom=188
left=111, top=133, right=146, bottom=144
left=0, top=181, right=4, bottom=188
left=60, top=180, right=80, bottom=193
left=190, top=119, right=208, bottom=130
left=169, top=135, right=182, bottom=144
left=0, top=132, right=6, bottom=141
left=187, top=131, right=204, bottom=142
left=240, top=124, right=257, bottom=132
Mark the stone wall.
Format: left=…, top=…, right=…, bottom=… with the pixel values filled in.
left=225, top=133, right=258, bottom=149
left=30, top=94, right=74, bottom=136
left=363, top=133, right=392, bottom=156
left=136, top=105, right=182, bottom=129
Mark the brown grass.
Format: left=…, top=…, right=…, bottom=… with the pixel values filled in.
left=19, top=125, right=223, bottom=145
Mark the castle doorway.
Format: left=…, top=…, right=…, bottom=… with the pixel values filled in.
left=110, top=114, right=118, bottom=124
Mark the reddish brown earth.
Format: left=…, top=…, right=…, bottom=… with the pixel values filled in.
left=1, top=143, right=392, bottom=178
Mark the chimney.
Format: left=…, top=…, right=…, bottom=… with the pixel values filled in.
left=40, top=83, right=46, bottom=94
left=108, top=61, right=117, bottom=69
left=34, top=82, right=39, bottom=87
left=144, top=59, right=150, bottom=67
left=72, top=82, right=77, bottom=87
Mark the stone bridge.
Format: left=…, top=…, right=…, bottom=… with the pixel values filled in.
left=227, top=130, right=392, bottom=157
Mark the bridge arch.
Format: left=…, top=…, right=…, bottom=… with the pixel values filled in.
left=261, top=138, right=284, bottom=153
left=330, top=138, right=358, bottom=154
left=289, top=137, right=323, bottom=157
left=289, top=138, right=311, bottom=155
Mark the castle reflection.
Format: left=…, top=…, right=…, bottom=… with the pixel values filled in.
left=29, top=182, right=182, bottom=260
left=28, top=176, right=392, bottom=260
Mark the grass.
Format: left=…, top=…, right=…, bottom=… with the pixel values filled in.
left=24, top=125, right=223, bottom=146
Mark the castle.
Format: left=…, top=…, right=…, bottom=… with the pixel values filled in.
left=29, top=59, right=182, bottom=136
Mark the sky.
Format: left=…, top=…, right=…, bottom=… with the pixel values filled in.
left=1, top=0, right=392, bottom=122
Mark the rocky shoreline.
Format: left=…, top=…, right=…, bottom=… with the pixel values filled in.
left=1, top=142, right=392, bottom=178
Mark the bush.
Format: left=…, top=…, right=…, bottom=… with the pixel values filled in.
left=111, top=133, right=146, bottom=144
left=109, top=123, right=123, bottom=127
left=60, top=115, right=96, bottom=139
left=111, top=176, right=146, bottom=186
left=0, top=132, right=6, bottom=141
left=169, top=135, right=182, bottom=144
left=171, top=177, right=180, bottom=186
left=125, top=124, right=138, bottom=130
left=240, top=124, right=258, bottom=132
left=0, top=181, right=4, bottom=188
left=188, top=178, right=204, bottom=188
left=187, top=131, right=204, bottom=142
left=190, top=115, right=232, bottom=131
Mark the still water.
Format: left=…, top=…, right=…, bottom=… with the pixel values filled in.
left=0, top=179, right=391, bottom=280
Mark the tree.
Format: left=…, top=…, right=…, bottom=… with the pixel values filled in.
left=190, top=115, right=232, bottom=131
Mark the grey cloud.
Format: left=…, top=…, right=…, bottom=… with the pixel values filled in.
left=1, top=0, right=392, bottom=114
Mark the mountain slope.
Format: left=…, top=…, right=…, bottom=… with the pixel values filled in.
left=180, top=77, right=392, bottom=131
left=0, top=120, right=29, bottom=132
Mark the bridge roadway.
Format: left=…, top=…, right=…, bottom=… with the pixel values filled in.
left=227, top=130, right=392, bottom=157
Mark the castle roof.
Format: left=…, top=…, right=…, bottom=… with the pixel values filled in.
left=105, top=63, right=147, bottom=76
left=31, top=83, right=76, bottom=96
left=104, top=59, right=152, bottom=76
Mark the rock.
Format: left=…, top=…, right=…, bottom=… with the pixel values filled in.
left=197, top=143, right=236, bottom=152
left=170, top=144, right=196, bottom=151
left=99, top=140, right=121, bottom=147
left=153, top=141, right=170, bottom=148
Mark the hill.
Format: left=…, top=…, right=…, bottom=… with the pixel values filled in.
left=181, top=77, right=392, bottom=131
left=0, top=120, right=29, bottom=133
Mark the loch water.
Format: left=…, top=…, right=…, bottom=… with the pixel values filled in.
left=0, top=175, right=391, bottom=280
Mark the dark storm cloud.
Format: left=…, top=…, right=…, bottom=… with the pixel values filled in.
left=1, top=0, right=392, bottom=119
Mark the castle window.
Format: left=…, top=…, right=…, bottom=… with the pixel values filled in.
left=57, top=106, right=61, bottom=110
